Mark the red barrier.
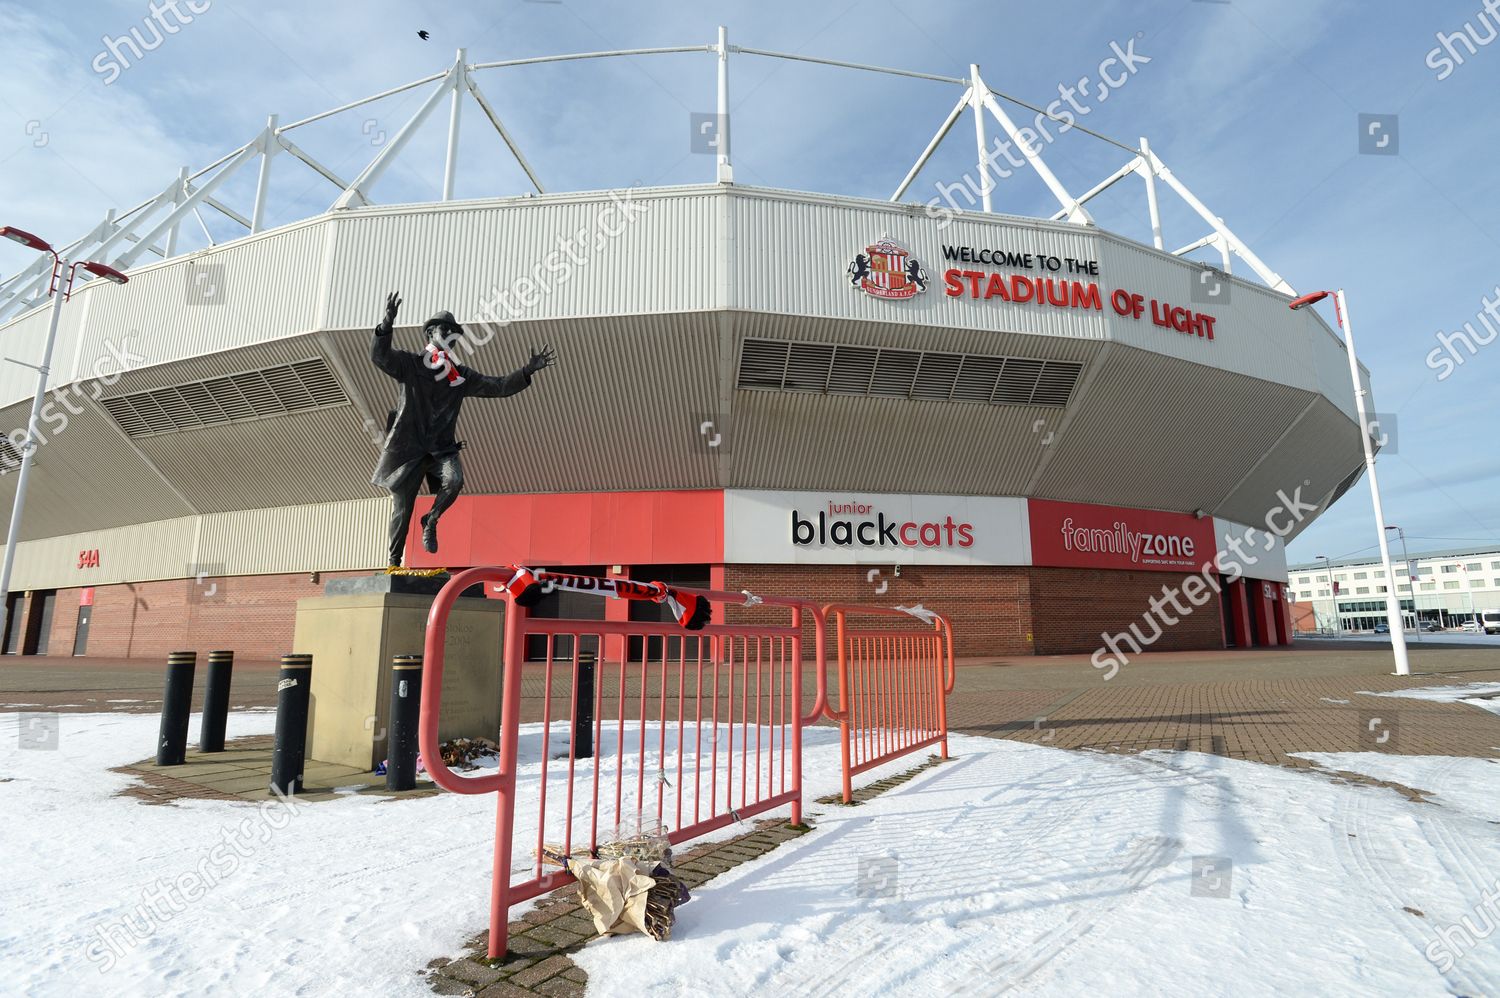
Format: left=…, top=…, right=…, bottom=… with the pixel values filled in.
left=420, top=568, right=825, bottom=958
left=820, top=604, right=955, bottom=804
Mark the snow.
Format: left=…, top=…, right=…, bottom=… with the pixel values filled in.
left=7, top=711, right=1500, bottom=996
left=573, top=744, right=1500, bottom=997
left=1361, top=682, right=1500, bottom=718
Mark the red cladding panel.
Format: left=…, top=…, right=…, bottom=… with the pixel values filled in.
left=1029, top=499, right=1217, bottom=574
left=405, top=491, right=724, bottom=568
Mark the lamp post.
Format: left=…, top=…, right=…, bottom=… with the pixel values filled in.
left=1384, top=525, right=1421, bottom=642
left=0, top=226, right=128, bottom=645
left=1316, top=554, right=1340, bottom=636
left=1290, top=289, right=1410, bottom=676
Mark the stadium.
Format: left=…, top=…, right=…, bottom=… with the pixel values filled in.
left=0, top=34, right=1371, bottom=660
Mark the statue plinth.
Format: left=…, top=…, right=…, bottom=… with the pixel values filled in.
left=297, top=573, right=502, bottom=771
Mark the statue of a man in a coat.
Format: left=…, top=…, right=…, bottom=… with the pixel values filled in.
left=370, top=292, right=554, bottom=567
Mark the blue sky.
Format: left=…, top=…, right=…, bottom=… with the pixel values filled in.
left=0, top=0, right=1495, bottom=566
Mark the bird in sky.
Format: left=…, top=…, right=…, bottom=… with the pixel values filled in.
left=417, top=30, right=430, bottom=41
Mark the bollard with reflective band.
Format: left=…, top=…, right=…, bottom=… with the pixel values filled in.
left=574, top=650, right=595, bottom=759
left=156, top=651, right=196, bottom=765
left=270, top=654, right=312, bottom=795
left=387, top=655, right=422, bottom=791
left=199, top=650, right=234, bottom=752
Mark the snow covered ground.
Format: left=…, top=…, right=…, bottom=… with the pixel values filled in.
left=1362, top=681, right=1500, bottom=719
left=5, top=710, right=1500, bottom=996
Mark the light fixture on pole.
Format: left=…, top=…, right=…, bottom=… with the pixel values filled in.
left=1290, top=289, right=1410, bottom=676
left=1384, top=525, right=1421, bottom=642
left=0, top=226, right=129, bottom=642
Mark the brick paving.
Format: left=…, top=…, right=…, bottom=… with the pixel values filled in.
left=8, top=641, right=1500, bottom=993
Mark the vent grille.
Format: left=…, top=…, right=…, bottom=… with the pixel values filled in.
left=99, top=358, right=350, bottom=438
left=737, top=338, right=1083, bottom=408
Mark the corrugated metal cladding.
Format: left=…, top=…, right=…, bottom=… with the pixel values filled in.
left=1098, top=237, right=1361, bottom=416
left=12, top=221, right=332, bottom=414
left=730, top=189, right=1108, bottom=341
left=1032, top=344, right=1328, bottom=520
left=1218, top=396, right=1366, bottom=534
left=0, top=396, right=194, bottom=542
left=0, top=183, right=1373, bottom=557
left=319, top=190, right=717, bottom=331
left=12, top=516, right=195, bottom=589
left=323, top=312, right=725, bottom=493
left=7, top=497, right=388, bottom=591
left=726, top=310, right=1105, bottom=495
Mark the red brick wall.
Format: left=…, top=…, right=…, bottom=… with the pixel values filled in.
left=40, top=570, right=372, bottom=660
left=1028, top=566, right=1227, bottom=655
left=723, top=564, right=1034, bottom=657
left=28, top=563, right=1235, bottom=661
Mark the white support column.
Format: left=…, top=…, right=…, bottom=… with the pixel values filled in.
left=164, top=167, right=188, bottom=257
left=251, top=114, right=278, bottom=233
left=333, top=68, right=458, bottom=210
left=1148, top=148, right=1292, bottom=294
left=969, top=66, right=992, bottom=213
left=464, top=75, right=545, bottom=194
left=442, top=49, right=465, bottom=201
left=891, top=87, right=971, bottom=202
left=1216, top=235, right=1233, bottom=274
left=1138, top=136, right=1164, bottom=250
left=112, top=141, right=262, bottom=269
left=716, top=26, right=733, bottom=183
left=977, top=82, right=1092, bottom=225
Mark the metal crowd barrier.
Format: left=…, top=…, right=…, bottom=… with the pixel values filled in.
left=820, top=604, right=955, bottom=804
left=419, top=568, right=827, bottom=959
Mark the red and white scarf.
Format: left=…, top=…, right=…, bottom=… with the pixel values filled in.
left=424, top=344, right=466, bottom=386
left=494, top=568, right=711, bottom=630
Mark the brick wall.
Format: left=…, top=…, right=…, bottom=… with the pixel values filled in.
left=723, top=564, right=1034, bottom=657
left=26, top=563, right=1234, bottom=661
left=1028, top=566, right=1227, bottom=655
left=39, top=569, right=372, bottom=660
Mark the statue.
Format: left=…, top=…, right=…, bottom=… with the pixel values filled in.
left=370, top=292, right=555, bottom=567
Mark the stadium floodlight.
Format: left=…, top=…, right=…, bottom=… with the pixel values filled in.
left=0, top=226, right=52, bottom=253
left=1290, top=288, right=1409, bottom=676
left=79, top=260, right=129, bottom=285
left=0, top=225, right=129, bottom=642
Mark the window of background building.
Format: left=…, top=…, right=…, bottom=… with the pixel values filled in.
left=1318, top=589, right=1330, bottom=597
left=1354, top=571, right=1368, bottom=580
left=1492, top=561, right=1500, bottom=570
left=1421, top=582, right=1437, bottom=591
left=1472, top=579, right=1485, bottom=588
left=1442, top=565, right=1459, bottom=574
left=1299, top=590, right=1312, bottom=599
left=1444, top=581, right=1461, bottom=590
left=1377, top=585, right=1388, bottom=593
left=1467, top=562, right=1483, bottom=571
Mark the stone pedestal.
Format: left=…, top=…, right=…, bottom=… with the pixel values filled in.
left=296, top=575, right=501, bottom=771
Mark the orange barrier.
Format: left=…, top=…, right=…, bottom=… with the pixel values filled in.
left=820, top=604, right=955, bottom=804
left=419, top=568, right=825, bottom=958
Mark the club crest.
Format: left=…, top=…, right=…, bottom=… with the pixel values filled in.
left=847, top=236, right=927, bottom=300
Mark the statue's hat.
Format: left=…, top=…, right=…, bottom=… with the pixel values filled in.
left=423, top=310, right=461, bottom=332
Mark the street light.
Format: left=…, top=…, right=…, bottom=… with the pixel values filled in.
left=0, top=225, right=129, bottom=644
left=1315, top=554, right=1340, bottom=636
left=1290, top=289, right=1410, bottom=676
left=1384, top=525, right=1421, bottom=642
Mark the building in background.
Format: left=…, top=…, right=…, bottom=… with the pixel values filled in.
left=1288, top=546, right=1500, bottom=632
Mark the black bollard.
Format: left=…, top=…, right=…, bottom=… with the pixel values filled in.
left=386, top=655, right=422, bottom=791
left=270, top=653, right=312, bottom=796
left=156, top=651, right=196, bottom=765
left=199, top=650, right=234, bottom=753
left=574, top=650, right=595, bottom=760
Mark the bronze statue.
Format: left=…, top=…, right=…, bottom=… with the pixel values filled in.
left=370, top=292, right=554, bottom=566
